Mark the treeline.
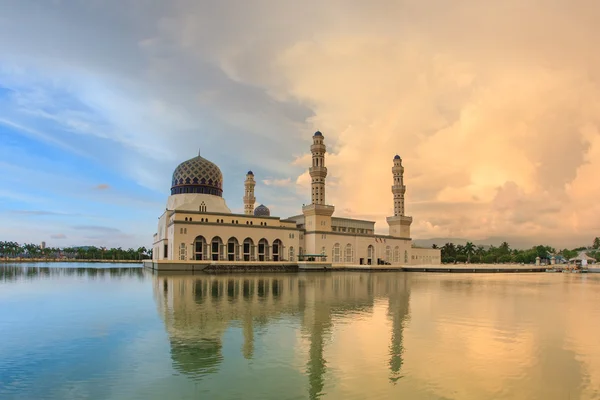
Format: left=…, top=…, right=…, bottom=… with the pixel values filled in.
left=436, top=237, right=600, bottom=264
left=0, top=241, right=152, bottom=261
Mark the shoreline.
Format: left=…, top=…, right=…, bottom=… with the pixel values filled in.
left=0, top=258, right=143, bottom=264
left=143, top=260, right=549, bottom=273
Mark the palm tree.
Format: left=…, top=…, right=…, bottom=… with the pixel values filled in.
left=464, top=242, right=475, bottom=263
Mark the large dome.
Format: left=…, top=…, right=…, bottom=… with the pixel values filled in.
left=171, top=155, right=224, bottom=197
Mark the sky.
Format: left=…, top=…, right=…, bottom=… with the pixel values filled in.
left=1, top=0, right=599, bottom=249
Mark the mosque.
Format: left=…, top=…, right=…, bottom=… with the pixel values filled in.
left=148, top=131, right=440, bottom=270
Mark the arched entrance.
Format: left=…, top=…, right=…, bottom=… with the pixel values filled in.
left=243, top=238, right=254, bottom=261
left=194, top=236, right=207, bottom=260
left=272, top=239, right=283, bottom=261
left=258, top=238, right=269, bottom=261
left=227, top=237, right=239, bottom=261
left=210, top=236, right=223, bottom=261
left=367, top=245, right=374, bottom=265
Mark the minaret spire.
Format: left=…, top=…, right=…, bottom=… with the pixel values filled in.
left=391, top=155, right=405, bottom=216
left=387, top=154, right=412, bottom=239
left=309, top=131, right=327, bottom=205
left=243, top=171, right=256, bottom=215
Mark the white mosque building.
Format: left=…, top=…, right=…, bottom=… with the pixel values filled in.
left=148, top=131, right=440, bottom=270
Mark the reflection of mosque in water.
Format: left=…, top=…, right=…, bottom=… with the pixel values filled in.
left=152, top=272, right=411, bottom=394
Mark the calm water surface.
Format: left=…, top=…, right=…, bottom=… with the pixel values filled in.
left=1, top=263, right=600, bottom=399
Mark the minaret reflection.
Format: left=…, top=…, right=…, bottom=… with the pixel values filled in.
left=151, top=272, right=412, bottom=393
left=387, top=274, right=411, bottom=383
left=301, top=273, right=382, bottom=399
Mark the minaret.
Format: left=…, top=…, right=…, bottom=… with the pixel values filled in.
left=310, top=131, right=327, bottom=205
left=243, top=171, right=256, bottom=215
left=302, top=131, right=335, bottom=255
left=392, top=155, right=406, bottom=216
left=386, top=155, right=412, bottom=239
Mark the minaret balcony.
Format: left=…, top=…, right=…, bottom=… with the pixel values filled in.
left=310, top=144, right=326, bottom=152
left=309, top=166, right=328, bottom=176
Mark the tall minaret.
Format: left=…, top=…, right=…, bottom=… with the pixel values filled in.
left=392, top=155, right=406, bottom=216
left=310, top=131, right=327, bottom=205
left=243, top=171, right=256, bottom=215
left=386, top=155, right=412, bottom=239
left=302, top=131, right=335, bottom=255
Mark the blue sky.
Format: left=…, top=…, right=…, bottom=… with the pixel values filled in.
left=0, top=1, right=314, bottom=248
left=1, top=0, right=600, bottom=249
left=0, top=68, right=309, bottom=247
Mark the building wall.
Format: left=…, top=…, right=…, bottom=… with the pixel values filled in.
left=153, top=211, right=442, bottom=265
left=306, top=231, right=413, bottom=265
left=411, top=247, right=442, bottom=265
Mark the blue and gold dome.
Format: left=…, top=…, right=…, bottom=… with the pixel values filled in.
left=254, top=204, right=270, bottom=217
left=171, top=155, right=223, bottom=196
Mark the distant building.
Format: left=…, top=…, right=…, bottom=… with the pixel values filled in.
left=40, top=241, right=46, bottom=250
left=151, top=131, right=441, bottom=267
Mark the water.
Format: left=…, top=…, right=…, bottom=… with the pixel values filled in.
left=1, top=263, right=600, bottom=399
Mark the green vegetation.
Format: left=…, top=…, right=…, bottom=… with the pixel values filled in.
left=0, top=241, right=151, bottom=261
left=438, top=238, right=599, bottom=264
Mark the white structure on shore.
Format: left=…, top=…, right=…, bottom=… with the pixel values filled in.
left=152, top=131, right=440, bottom=266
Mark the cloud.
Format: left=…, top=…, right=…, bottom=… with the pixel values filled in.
left=262, top=178, right=292, bottom=187
left=50, top=233, right=67, bottom=239
left=2, top=0, right=600, bottom=248
left=10, top=210, right=77, bottom=216
left=94, top=184, right=110, bottom=190
left=72, top=226, right=121, bottom=234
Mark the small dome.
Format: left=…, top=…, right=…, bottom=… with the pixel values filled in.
left=313, top=131, right=323, bottom=137
left=171, top=155, right=224, bottom=197
left=394, top=155, right=401, bottom=160
left=247, top=170, right=254, bottom=175
left=254, top=204, right=271, bottom=217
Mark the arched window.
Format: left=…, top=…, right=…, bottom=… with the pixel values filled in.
left=289, top=246, right=295, bottom=262
left=332, top=243, right=341, bottom=263
left=344, top=244, right=353, bottom=263
left=404, top=250, right=408, bottom=263
left=385, top=246, right=391, bottom=263
left=393, top=246, right=400, bottom=263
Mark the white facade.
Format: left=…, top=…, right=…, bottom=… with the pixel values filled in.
left=152, top=132, right=441, bottom=265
